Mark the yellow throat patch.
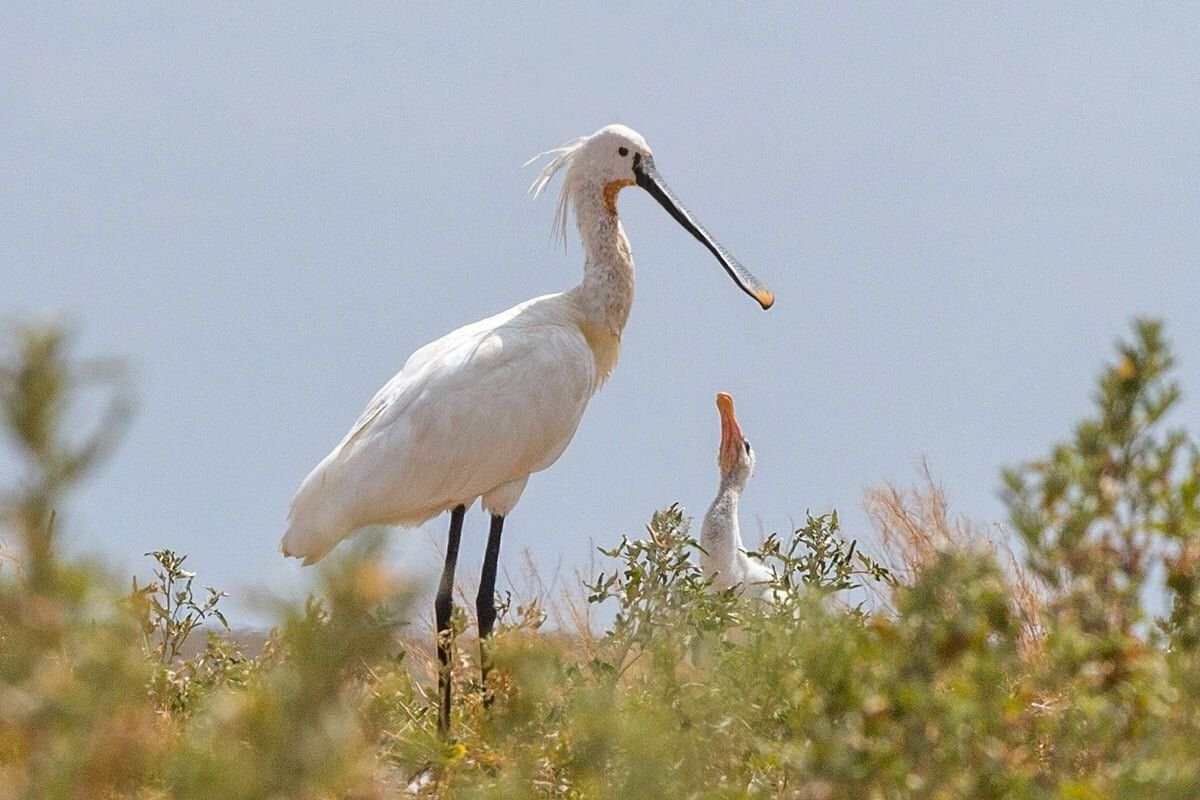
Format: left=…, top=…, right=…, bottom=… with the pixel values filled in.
left=603, top=179, right=636, bottom=215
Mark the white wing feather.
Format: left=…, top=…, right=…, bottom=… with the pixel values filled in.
left=282, top=293, right=596, bottom=564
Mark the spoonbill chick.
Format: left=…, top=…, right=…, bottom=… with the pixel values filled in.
left=701, top=393, right=775, bottom=602
left=281, top=125, right=774, bottom=736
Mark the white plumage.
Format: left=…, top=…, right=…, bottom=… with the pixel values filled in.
left=283, top=294, right=598, bottom=564
left=281, top=124, right=773, bottom=736
left=701, top=393, right=775, bottom=602
left=282, top=124, right=773, bottom=566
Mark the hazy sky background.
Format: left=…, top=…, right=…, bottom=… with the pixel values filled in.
left=4, top=5, right=1198, bottom=621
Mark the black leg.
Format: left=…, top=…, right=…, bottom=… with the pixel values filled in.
left=436, top=504, right=466, bottom=738
left=476, top=514, right=504, bottom=706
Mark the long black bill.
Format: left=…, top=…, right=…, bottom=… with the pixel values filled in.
left=633, top=153, right=774, bottom=310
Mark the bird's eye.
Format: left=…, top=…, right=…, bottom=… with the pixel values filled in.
left=743, top=440, right=751, bottom=454
left=618, top=146, right=629, bottom=157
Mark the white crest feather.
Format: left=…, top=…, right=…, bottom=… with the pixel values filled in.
left=524, top=135, right=587, bottom=249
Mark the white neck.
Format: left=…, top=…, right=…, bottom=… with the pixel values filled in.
left=701, top=475, right=746, bottom=578
left=565, top=177, right=635, bottom=337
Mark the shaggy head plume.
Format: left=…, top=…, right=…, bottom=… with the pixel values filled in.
left=524, top=135, right=588, bottom=249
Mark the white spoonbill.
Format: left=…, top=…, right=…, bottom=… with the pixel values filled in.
left=281, top=124, right=774, bottom=735
left=701, top=393, right=775, bottom=602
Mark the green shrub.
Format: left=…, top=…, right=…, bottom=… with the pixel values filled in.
left=1, top=317, right=1198, bottom=798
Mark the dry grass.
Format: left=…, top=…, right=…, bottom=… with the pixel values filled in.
left=865, top=464, right=1045, bottom=655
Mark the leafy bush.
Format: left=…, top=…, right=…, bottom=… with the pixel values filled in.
left=1, top=317, right=1198, bottom=798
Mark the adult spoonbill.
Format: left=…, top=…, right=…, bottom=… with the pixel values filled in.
left=701, top=393, right=775, bottom=602
left=281, top=125, right=773, bottom=735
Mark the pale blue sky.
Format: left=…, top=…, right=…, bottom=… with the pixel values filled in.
left=3, top=5, right=1198, bottom=618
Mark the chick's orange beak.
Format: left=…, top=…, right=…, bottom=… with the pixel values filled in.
left=716, top=392, right=743, bottom=473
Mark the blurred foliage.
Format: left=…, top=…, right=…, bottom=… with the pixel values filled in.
left=1004, top=318, right=1200, bottom=646
left=1, top=317, right=1199, bottom=798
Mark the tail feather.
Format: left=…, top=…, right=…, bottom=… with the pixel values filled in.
left=280, top=514, right=347, bottom=566
left=280, top=458, right=353, bottom=566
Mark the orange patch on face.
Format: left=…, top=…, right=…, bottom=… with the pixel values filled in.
left=603, top=179, right=635, bottom=215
